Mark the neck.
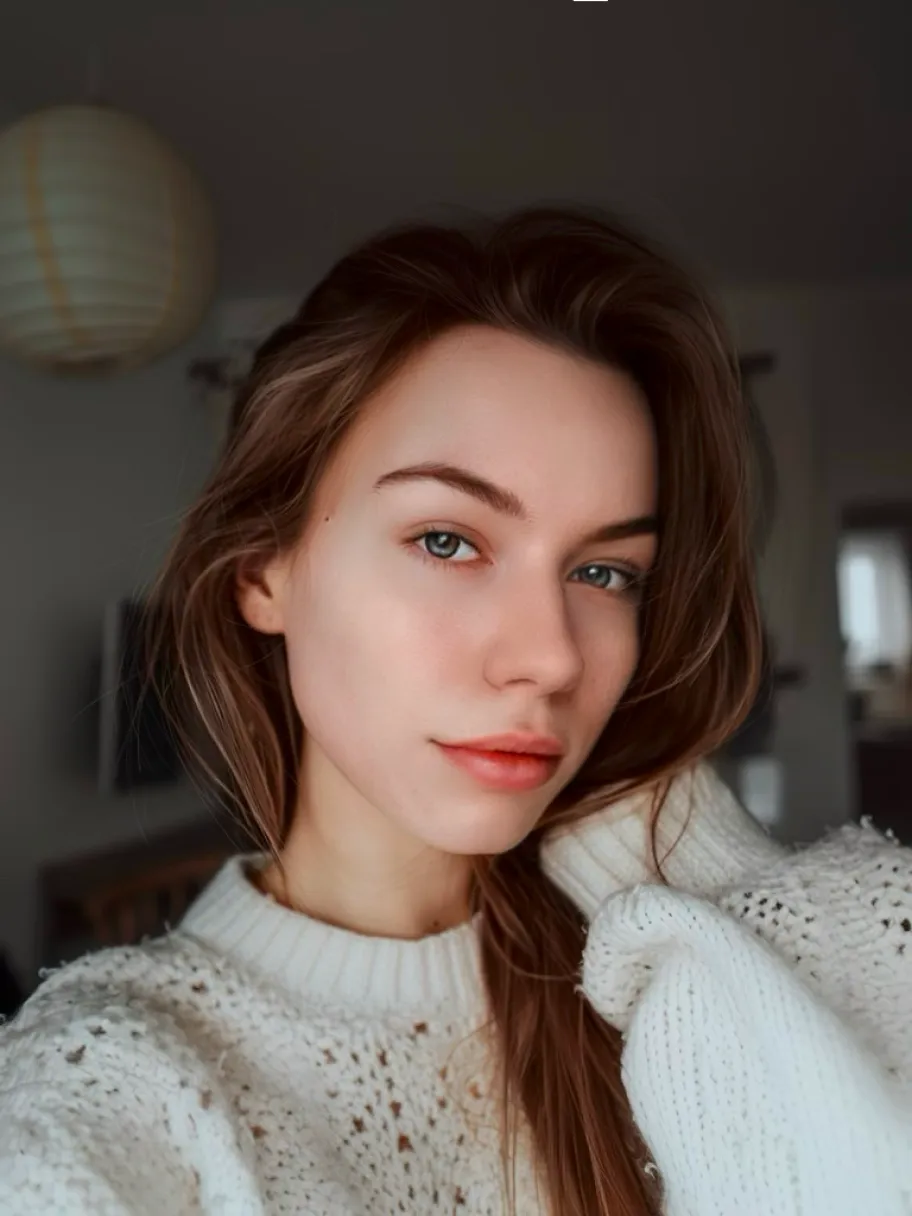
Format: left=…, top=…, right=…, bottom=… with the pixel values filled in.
left=262, top=790, right=473, bottom=942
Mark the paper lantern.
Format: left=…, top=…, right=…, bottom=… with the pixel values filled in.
left=0, top=104, right=217, bottom=374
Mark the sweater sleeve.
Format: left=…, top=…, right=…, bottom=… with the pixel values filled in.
left=579, top=839, right=912, bottom=1216
left=0, top=953, right=264, bottom=1216
left=716, top=820, right=912, bottom=1084
left=0, top=1069, right=201, bottom=1215
left=541, top=762, right=788, bottom=916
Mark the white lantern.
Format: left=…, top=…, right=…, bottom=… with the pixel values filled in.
left=0, top=104, right=217, bottom=374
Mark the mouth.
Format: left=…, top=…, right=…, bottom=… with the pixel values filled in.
left=433, top=740, right=562, bottom=792
left=439, top=732, right=565, bottom=757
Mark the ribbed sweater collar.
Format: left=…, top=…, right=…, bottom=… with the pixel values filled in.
left=180, top=766, right=787, bottom=1016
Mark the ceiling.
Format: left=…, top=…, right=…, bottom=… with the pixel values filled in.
left=1, top=0, right=910, bottom=293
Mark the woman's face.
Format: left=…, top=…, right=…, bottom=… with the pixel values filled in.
left=240, top=325, right=658, bottom=857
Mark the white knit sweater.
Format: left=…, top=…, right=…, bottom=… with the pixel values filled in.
left=0, top=765, right=910, bottom=1215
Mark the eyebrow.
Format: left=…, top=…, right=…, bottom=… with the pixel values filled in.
left=373, top=461, right=659, bottom=547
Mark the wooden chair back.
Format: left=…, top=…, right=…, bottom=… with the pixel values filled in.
left=80, top=851, right=227, bottom=946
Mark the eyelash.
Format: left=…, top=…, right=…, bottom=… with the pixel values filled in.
left=408, top=530, right=646, bottom=599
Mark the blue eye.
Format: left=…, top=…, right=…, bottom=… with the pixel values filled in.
left=416, top=531, right=479, bottom=562
left=570, top=563, right=640, bottom=594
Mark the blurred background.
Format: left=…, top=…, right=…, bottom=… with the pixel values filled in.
left=0, top=0, right=910, bottom=1006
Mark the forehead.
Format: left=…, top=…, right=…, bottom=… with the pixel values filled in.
left=318, top=325, right=656, bottom=519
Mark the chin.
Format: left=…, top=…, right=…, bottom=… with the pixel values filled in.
left=411, top=805, right=542, bottom=858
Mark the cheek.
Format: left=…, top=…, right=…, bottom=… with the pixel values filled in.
left=280, top=555, right=448, bottom=740
left=578, top=606, right=642, bottom=724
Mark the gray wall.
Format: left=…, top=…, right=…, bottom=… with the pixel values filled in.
left=0, top=331, right=219, bottom=982
left=723, top=281, right=912, bottom=842
left=807, top=285, right=912, bottom=507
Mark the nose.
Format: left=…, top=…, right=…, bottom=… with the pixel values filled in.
left=482, top=578, right=584, bottom=695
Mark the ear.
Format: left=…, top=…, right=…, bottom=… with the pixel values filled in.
left=236, top=552, right=292, bottom=636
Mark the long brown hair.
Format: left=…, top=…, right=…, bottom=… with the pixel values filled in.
left=148, top=207, right=763, bottom=1214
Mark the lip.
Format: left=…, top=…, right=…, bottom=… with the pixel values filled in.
left=433, top=740, right=563, bottom=792
left=439, top=732, right=565, bottom=757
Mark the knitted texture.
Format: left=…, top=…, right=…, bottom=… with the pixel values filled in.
left=0, top=767, right=909, bottom=1215
left=0, top=936, right=511, bottom=1214
left=582, top=835, right=912, bottom=1216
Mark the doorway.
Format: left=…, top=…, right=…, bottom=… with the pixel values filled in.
left=837, top=502, right=912, bottom=842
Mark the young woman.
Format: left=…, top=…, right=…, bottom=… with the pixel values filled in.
left=1, top=209, right=909, bottom=1216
